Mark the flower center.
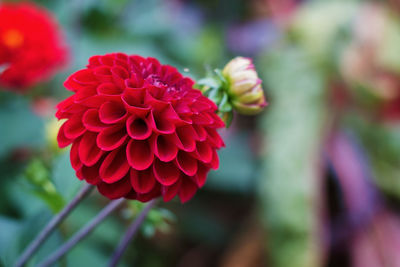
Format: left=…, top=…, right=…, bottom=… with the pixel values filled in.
left=146, top=74, right=167, bottom=87
left=2, top=29, right=24, bottom=49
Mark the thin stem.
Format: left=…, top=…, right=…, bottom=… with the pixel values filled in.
left=38, top=198, right=126, bottom=267
left=108, top=199, right=158, bottom=267
left=14, top=184, right=94, bottom=267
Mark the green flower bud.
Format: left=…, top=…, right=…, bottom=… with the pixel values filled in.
left=222, top=57, right=267, bottom=115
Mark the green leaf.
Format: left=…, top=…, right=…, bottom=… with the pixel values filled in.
left=24, top=159, right=66, bottom=212
left=196, top=77, right=220, bottom=90
left=31, top=189, right=65, bottom=213
left=217, top=92, right=232, bottom=113
left=214, top=69, right=228, bottom=86
left=219, top=111, right=233, bottom=128
left=207, top=87, right=224, bottom=105
left=25, top=159, right=50, bottom=186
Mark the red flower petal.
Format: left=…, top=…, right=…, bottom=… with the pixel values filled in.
left=147, top=110, right=176, bottom=134
left=190, top=98, right=213, bottom=111
left=114, top=56, right=129, bottom=70
left=76, top=95, right=107, bottom=108
left=126, top=115, right=152, bottom=140
left=126, top=139, right=153, bottom=170
left=111, top=66, right=129, bottom=88
left=152, top=134, right=178, bottom=162
left=176, top=151, right=197, bottom=176
left=209, top=149, right=219, bottom=170
left=77, top=163, right=101, bottom=185
left=99, top=148, right=130, bottom=183
left=194, top=164, right=209, bottom=187
left=192, top=125, right=207, bottom=141
left=125, top=74, right=144, bottom=89
left=205, top=127, right=225, bottom=148
left=70, top=139, right=83, bottom=171
left=88, top=55, right=102, bottom=67
left=210, top=113, right=225, bottom=128
left=99, top=101, right=127, bottom=124
left=130, top=168, right=156, bottom=194
left=97, top=177, right=131, bottom=199
left=97, top=124, right=127, bottom=151
left=121, top=91, right=150, bottom=117
left=74, top=86, right=97, bottom=103
left=173, top=100, right=192, bottom=114
left=56, top=96, right=74, bottom=114
left=99, top=55, right=114, bottom=66
left=57, top=123, right=73, bottom=148
left=144, top=90, right=169, bottom=110
left=178, top=178, right=198, bottom=203
left=79, top=132, right=104, bottom=166
left=82, top=109, right=108, bottom=132
left=73, top=69, right=97, bottom=85
left=161, top=180, right=181, bottom=202
left=97, top=82, right=123, bottom=96
left=93, top=66, right=113, bottom=83
left=64, top=75, right=87, bottom=92
left=153, top=159, right=180, bottom=186
left=194, top=141, right=213, bottom=163
left=63, top=115, right=86, bottom=139
left=135, top=185, right=161, bottom=202
left=176, top=125, right=197, bottom=152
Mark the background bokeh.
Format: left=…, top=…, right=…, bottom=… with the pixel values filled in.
left=1, top=0, right=400, bottom=266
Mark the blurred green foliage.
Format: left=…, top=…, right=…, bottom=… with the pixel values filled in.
left=259, top=45, right=327, bottom=267
left=2, top=0, right=400, bottom=267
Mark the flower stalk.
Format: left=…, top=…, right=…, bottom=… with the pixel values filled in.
left=38, top=198, right=126, bottom=267
left=109, top=199, right=158, bottom=267
left=14, top=183, right=94, bottom=267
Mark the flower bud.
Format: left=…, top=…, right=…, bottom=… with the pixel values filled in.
left=222, top=57, right=267, bottom=115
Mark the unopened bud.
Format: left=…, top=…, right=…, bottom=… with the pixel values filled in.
left=222, top=57, right=267, bottom=115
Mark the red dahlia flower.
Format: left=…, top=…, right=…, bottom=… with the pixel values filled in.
left=0, top=2, right=67, bottom=89
left=56, top=53, right=225, bottom=203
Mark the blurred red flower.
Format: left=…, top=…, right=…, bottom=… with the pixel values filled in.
left=0, top=2, right=68, bottom=89
left=56, top=53, right=225, bottom=203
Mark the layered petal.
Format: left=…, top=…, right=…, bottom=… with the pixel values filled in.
left=153, top=159, right=180, bottom=186
left=97, top=124, right=128, bottom=151
left=126, top=139, right=153, bottom=170
left=97, top=178, right=132, bottom=199
left=130, top=168, right=156, bottom=194
left=79, top=132, right=104, bottom=166
left=99, top=147, right=130, bottom=183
